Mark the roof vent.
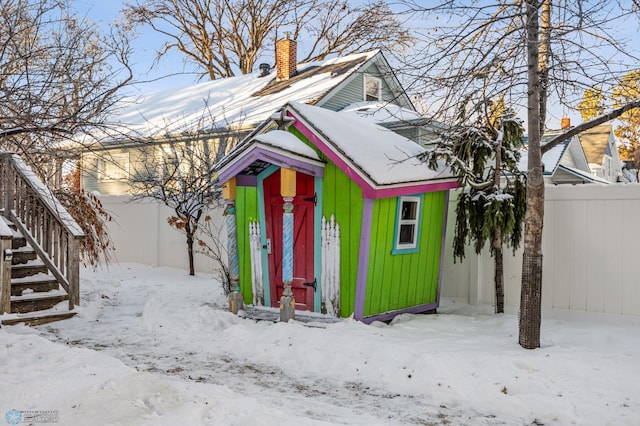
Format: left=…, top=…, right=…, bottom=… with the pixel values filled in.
left=259, top=63, right=271, bottom=77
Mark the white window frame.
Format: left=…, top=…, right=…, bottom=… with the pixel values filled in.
left=393, top=195, right=422, bottom=254
left=97, top=152, right=130, bottom=181
left=364, top=74, right=382, bottom=102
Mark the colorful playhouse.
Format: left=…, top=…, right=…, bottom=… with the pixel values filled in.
left=214, top=102, right=458, bottom=323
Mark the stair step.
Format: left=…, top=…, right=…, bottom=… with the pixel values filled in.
left=10, top=290, right=68, bottom=314
left=11, top=260, right=48, bottom=278
left=1, top=310, right=77, bottom=326
left=11, top=274, right=59, bottom=296
left=11, top=246, right=37, bottom=265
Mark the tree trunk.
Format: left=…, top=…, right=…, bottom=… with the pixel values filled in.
left=520, top=0, right=544, bottom=349
left=494, top=243, right=504, bottom=314
left=185, top=221, right=195, bottom=276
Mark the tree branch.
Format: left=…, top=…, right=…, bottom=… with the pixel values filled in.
left=541, top=100, right=640, bottom=154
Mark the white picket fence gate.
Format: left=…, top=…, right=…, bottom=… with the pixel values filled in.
left=321, top=215, right=340, bottom=316
left=248, top=221, right=264, bottom=306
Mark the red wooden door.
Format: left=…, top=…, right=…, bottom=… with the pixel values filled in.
left=263, top=169, right=315, bottom=311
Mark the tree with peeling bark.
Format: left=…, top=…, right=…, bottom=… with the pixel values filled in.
left=122, top=0, right=413, bottom=80
left=399, top=0, right=640, bottom=348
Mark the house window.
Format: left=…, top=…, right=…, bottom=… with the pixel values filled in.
left=364, top=74, right=382, bottom=101
left=97, top=153, right=129, bottom=181
left=392, top=195, right=422, bottom=254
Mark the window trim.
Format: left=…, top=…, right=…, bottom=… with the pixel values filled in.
left=97, top=152, right=130, bottom=182
left=392, top=194, right=423, bottom=255
left=364, top=74, right=382, bottom=102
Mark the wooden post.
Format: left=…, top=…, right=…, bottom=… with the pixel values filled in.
left=67, top=234, right=81, bottom=309
left=223, top=177, right=243, bottom=314
left=0, top=237, right=12, bottom=315
left=2, top=154, right=14, bottom=219
left=280, top=168, right=296, bottom=322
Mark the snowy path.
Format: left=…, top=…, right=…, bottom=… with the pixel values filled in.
left=3, top=263, right=639, bottom=425
left=37, top=266, right=504, bottom=425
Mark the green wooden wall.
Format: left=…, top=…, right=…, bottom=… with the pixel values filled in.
left=235, top=186, right=258, bottom=303
left=364, top=191, right=446, bottom=316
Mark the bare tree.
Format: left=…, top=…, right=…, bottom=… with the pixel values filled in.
left=400, top=1, right=640, bottom=348
left=122, top=0, right=413, bottom=80
left=0, top=0, right=133, bottom=266
left=128, top=108, right=245, bottom=276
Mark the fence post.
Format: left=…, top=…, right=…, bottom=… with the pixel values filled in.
left=67, top=235, right=81, bottom=309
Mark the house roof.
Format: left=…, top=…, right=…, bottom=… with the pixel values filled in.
left=216, top=102, right=457, bottom=199
left=518, top=132, right=572, bottom=175
left=85, top=50, right=382, bottom=143
left=578, top=124, right=613, bottom=164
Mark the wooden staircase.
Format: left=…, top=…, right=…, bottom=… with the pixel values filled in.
left=0, top=152, right=84, bottom=326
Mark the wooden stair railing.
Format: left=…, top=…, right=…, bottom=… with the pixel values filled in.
left=0, top=152, right=84, bottom=314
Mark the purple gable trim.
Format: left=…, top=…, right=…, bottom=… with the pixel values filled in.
left=367, top=180, right=460, bottom=199
left=436, top=190, right=451, bottom=306
left=360, top=302, right=439, bottom=324
left=290, top=116, right=460, bottom=198
left=236, top=175, right=257, bottom=187
left=354, top=198, right=374, bottom=321
left=217, top=145, right=324, bottom=184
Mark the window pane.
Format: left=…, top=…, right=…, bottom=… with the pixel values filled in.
left=365, top=77, right=380, bottom=101
left=401, top=201, right=417, bottom=220
left=399, top=224, right=415, bottom=244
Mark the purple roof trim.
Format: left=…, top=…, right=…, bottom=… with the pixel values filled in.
left=354, top=198, right=374, bottom=321
left=290, top=115, right=459, bottom=199
left=360, top=302, right=438, bottom=324
left=217, top=145, right=324, bottom=184
left=436, top=190, right=451, bottom=306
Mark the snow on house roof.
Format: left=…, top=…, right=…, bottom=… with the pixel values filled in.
left=287, top=102, right=455, bottom=187
left=216, top=101, right=457, bottom=198
left=89, top=51, right=379, bottom=143
left=518, top=132, right=571, bottom=175
left=339, top=102, right=424, bottom=124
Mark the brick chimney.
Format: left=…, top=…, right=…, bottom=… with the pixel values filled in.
left=561, top=117, right=571, bottom=129
left=276, top=34, right=297, bottom=80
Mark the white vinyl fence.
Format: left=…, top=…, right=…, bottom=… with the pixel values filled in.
left=100, top=184, right=640, bottom=317
left=441, top=184, right=640, bottom=317
left=98, top=195, right=227, bottom=274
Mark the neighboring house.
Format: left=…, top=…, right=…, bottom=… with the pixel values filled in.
left=214, top=101, right=458, bottom=323
left=577, top=124, right=623, bottom=183
left=78, top=37, right=418, bottom=195
left=519, top=129, right=608, bottom=184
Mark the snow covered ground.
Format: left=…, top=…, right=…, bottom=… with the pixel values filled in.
left=1, top=263, right=639, bottom=425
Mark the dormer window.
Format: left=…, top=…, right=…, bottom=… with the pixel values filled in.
left=364, top=75, right=382, bottom=101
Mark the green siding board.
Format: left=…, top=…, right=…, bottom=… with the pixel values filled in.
left=363, top=191, right=447, bottom=316
left=319, top=162, right=363, bottom=318
left=236, top=186, right=258, bottom=303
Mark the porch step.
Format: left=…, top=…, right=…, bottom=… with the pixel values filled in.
left=10, top=290, right=68, bottom=314
left=1, top=310, right=77, bottom=326
left=11, top=246, right=37, bottom=264
left=11, top=274, right=59, bottom=296
left=11, top=259, right=48, bottom=278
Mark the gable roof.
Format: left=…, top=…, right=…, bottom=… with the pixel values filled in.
left=578, top=124, right=613, bottom=164
left=87, top=50, right=398, bottom=144
left=215, top=102, right=457, bottom=199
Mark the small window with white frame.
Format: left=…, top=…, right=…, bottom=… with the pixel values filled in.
left=393, top=195, right=422, bottom=254
left=364, top=74, right=382, bottom=102
left=97, top=152, right=129, bottom=181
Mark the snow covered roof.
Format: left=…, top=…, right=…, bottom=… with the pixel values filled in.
left=519, top=132, right=573, bottom=175
left=339, top=102, right=424, bottom=124
left=84, top=51, right=379, bottom=143
left=216, top=102, right=457, bottom=198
